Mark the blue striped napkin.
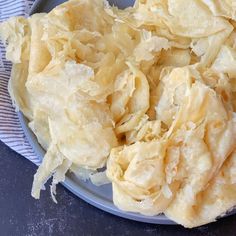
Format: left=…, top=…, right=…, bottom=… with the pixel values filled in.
left=0, top=0, right=40, bottom=165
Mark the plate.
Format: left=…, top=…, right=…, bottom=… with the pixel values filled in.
left=17, top=0, right=175, bottom=225
left=17, top=0, right=235, bottom=226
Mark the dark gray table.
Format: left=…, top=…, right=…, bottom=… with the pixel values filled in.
left=0, top=140, right=235, bottom=236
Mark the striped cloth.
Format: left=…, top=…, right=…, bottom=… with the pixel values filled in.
left=0, top=0, right=41, bottom=165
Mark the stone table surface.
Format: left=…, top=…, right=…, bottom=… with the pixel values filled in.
left=0, top=140, right=236, bottom=236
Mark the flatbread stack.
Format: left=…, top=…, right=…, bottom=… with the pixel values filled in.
left=1, top=0, right=236, bottom=228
